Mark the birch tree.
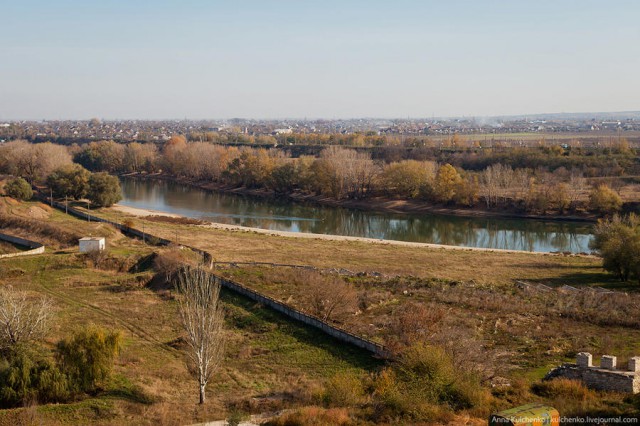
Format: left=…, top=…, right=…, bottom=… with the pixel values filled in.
left=174, top=267, right=225, bottom=404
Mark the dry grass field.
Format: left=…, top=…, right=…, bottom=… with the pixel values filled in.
left=1, top=198, right=639, bottom=423
left=0, top=199, right=379, bottom=425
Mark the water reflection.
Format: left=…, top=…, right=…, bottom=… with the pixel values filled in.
left=120, top=178, right=594, bottom=253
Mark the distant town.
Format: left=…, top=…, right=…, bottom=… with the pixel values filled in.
left=2, top=111, right=640, bottom=145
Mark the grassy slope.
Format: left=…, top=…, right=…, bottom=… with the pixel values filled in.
left=0, top=201, right=379, bottom=425
left=2, top=199, right=639, bottom=422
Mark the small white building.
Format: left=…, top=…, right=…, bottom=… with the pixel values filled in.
left=79, top=237, right=106, bottom=253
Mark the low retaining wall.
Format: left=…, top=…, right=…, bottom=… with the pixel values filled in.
left=217, top=275, right=386, bottom=356
left=546, top=353, right=640, bottom=393
left=44, top=197, right=387, bottom=357
left=0, top=233, right=45, bottom=259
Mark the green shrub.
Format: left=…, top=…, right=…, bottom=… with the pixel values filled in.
left=371, top=343, right=486, bottom=422
left=46, top=164, right=90, bottom=199
left=589, top=184, right=622, bottom=215
left=87, top=172, right=122, bottom=207
left=0, top=350, right=69, bottom=408
left=323, top=372, right=366, bottom=407
left=4, top=177, right=33, bottom=200
left=55, top=325, right=122, bottom=394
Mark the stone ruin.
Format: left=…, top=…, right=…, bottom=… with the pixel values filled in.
left=545, top=352, right=640, bottom=393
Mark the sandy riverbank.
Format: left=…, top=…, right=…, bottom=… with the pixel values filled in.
left=112, top=204, right=590, bottom=257
left=112, top=205, right=182, bottom=218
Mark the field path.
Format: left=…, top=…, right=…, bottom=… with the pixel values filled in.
left=34, top=257, right=180, bottom=357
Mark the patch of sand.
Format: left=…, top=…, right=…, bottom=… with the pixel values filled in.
left=112, top=204, right=182, bottom=218
left=26, top=206, right=50, bottom=219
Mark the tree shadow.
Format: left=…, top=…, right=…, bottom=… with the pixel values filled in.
left=102, top=386, right=155, bottom=405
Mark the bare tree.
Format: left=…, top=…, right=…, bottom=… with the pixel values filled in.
left=174, top=267, right=225, bottom=404
left=301, top=271, right=358, bottom=322
left=0, top=286, right=52, bottom=350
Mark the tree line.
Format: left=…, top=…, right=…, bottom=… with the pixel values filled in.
left=0, top=141, right=122, bottom=207
left=0, top=138, right=631, bottom=215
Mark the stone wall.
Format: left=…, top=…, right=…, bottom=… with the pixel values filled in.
left=0, top=233, right=45, bottom=259
left=546, top=352, right=640, bottom=393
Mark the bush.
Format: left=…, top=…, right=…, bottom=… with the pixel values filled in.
left=4, top=177, right=33, bottom=200
left=88, top=172, right=122, bottom=207
left=532, top=378, right=594, bottom=400
left=0, top=350, right=69, bottom=408
left=371, top=343, right=486, bottom=422
left=590, top=214, right=640, bottom=281
left=55, top=325, right=122, bottom=394
left=323, top=372, right=366, bottom=407
left=532, top=378, right=598, bottom=416
left=588, top=185, right=622, bottom=215
left=265, top=406, right=352, bottom=426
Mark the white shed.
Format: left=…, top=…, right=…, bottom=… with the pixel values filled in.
left=79, top=237, right=106, bottom=253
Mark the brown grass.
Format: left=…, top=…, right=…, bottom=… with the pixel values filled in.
left=87, top=205, right=617, bottom=290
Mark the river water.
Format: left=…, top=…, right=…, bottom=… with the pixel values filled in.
left=119, top=178, right=594, bottom=253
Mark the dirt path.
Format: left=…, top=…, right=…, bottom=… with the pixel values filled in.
left=35, top=256, right=179, bottom=357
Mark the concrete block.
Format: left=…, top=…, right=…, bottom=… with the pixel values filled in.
left=629, top=357, right=640, bottom=372
left=601, top=355, right=617, bottom=370
left=576, top=352, right=593, bottom=368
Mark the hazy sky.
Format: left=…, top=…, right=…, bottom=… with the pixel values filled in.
left=2, top=0, right=639, bottom=120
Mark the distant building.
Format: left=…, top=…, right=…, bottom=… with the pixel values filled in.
left=79, top=237, right=106, bottom=253
left=273, top=128, right=293, bottom=135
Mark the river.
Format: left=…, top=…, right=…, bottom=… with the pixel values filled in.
left=119, top=177, right=594, bottom=253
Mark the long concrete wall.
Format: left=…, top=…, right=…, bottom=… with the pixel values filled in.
left=217, top=275, right=386, bottom=356
left=44, top=197, right=387, bottom=357
left=0, top=232, right=45, bottom=259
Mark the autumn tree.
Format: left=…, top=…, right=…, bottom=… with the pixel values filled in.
left=589, top=184, right=622, bottom=215
left=0, top=141, right=72, bottom=183
left=75, top=140, right=125, bottom=173
left=87, top=172, right=122, bottom=207
left=174, top=267, right=225, bottom=404
left=3, top=177, right=33, bottom=200
left=123, top=142, right=159, bottom=173
left=433, top=163, right=463, bottom=204
left=47, top=164, right=91, bottom=200
left=162, top=135, right=188, bottom=174
left=269, top=162, right=298, bottom=194
left=223, top=149, right=283, bottom=188
left=315, top=147, right=378, bottom=199
left=381, top=160, right=436, bottom=198
left=590, top=214, right=640, bottom=282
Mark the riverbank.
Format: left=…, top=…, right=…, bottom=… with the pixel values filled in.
left=112, top=203, right=594, bottom=257
left=121, top=172, right=598, bottom=223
